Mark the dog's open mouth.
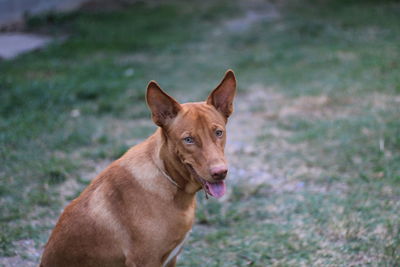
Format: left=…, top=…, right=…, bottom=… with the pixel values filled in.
left=186, top=164, right=226, bottom=199
left=203, top=180, right=226, bottom=198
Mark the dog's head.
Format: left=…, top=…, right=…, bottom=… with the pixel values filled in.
left=146, top=70, right=236, bottom=198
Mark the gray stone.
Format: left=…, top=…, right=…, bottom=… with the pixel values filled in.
left=0, top=33, right=51, bottom=59
left=0, top=0, right=88, bottom=27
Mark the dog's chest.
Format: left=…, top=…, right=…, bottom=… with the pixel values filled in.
left=162, top=230, right=191, bottom=267
left=158, top=204, right=195, bottom=266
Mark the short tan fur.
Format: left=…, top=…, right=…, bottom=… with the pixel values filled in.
left=40, top=70, right=236, bottom=267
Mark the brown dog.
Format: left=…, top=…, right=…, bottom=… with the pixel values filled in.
left=40, top=70, right=236, bottom=267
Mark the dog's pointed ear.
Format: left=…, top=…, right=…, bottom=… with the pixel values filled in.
left=146, top=81, right=181, bottom=127
left=207, top=69, right=236, bottom=119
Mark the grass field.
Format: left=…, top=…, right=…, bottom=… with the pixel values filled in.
left=1, top=0, right=399, bottom=266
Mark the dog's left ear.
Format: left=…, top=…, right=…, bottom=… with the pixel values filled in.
left=207, top=69, right=236, bottom=119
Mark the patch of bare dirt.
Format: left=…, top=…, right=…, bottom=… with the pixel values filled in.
left=226, top=84, right=355, bottom=195
left=79, top=0, right=137, bottom=12
left=213, top=0, right=280, bottom=36
left=226, top=83, right=399, bottom=198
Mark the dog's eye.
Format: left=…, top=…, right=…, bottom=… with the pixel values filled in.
left=183, top=137, right=194, bottom=144
left=215, top=130, right=223, bottom=137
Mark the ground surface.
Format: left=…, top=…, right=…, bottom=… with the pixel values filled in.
left=1, top=0, right=399, bottom=266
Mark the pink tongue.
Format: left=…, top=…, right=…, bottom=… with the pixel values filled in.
left=206, top=181, right=226, bottom=198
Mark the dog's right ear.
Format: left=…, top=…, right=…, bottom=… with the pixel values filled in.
left=146, top=81, right=182, bottom=127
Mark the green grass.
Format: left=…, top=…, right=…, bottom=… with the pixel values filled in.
left=1, top=0, right=400, bottom=265
left=241, top=107, right=400, bottom=266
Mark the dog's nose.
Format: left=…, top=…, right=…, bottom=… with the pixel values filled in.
left=210, top=166, right=228, bottom=180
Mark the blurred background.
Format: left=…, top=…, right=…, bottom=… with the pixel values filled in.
left=0, top=0, right=399, bottom=266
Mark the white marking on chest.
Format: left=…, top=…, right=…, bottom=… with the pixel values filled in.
left=163, top=231, right=191, bottom=267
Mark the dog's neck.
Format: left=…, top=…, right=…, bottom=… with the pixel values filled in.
left=152, top=128, right=201, bottom=200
